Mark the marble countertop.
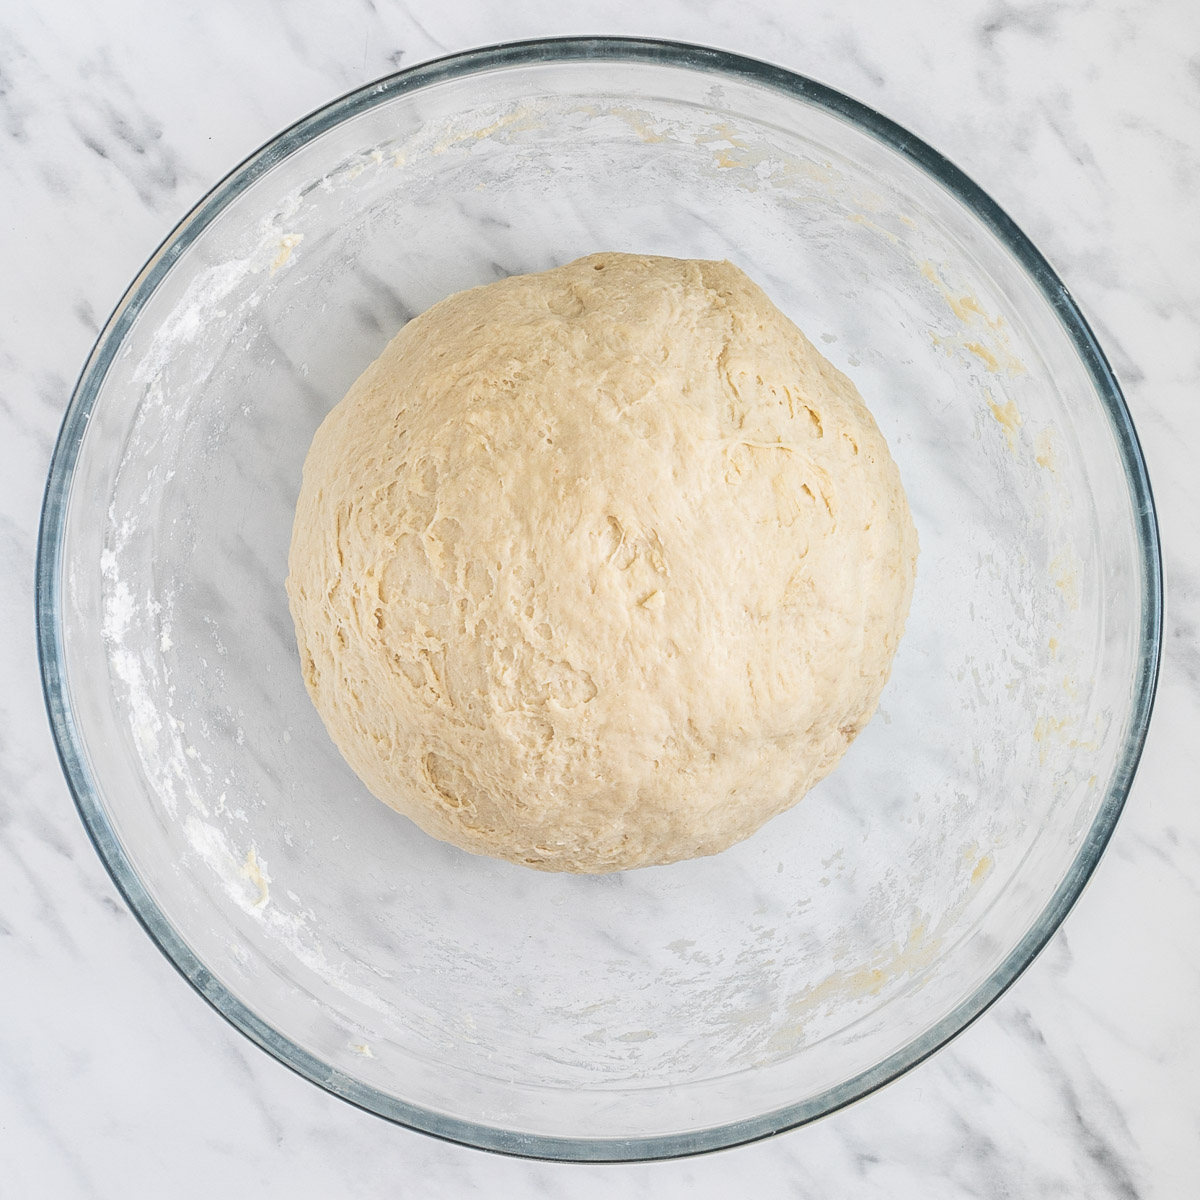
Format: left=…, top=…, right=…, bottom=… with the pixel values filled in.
left=3, top=1, right=1198, bottom=1195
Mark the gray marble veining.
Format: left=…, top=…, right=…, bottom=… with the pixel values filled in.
left=2, top=1, right=1198, bottom=1196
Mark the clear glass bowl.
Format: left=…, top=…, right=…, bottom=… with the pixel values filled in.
left=37, top=39, right=1161, bottom=1160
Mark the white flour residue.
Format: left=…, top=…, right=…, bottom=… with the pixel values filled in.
left=132, top=195, right=306, bottom=389
left=101, top=533, right=191, bottom=821
left=182, top=814, right=391, bottom=1016
left=97, top=178, right=401, bottom=1031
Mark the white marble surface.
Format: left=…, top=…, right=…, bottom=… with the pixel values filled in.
left=2, top=0, right=1198, bottom=1194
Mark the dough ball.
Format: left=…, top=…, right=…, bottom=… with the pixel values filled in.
left=287, top=253, right=917, bottom=873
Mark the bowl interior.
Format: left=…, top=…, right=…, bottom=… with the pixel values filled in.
left=48, top=47, right=1153, bottom=1155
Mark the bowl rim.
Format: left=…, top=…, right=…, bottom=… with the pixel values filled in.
left=36, top=35, right=1164, bottom=1163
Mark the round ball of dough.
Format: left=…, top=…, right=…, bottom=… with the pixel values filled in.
left=287, top=253, right=917, bottom=873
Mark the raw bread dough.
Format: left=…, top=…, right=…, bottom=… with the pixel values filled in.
left=287, top=253, right=917, bottom=873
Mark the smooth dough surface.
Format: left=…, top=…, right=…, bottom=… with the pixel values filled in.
left=287, top=253, right=917, bottom=872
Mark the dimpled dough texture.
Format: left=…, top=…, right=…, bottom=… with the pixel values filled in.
left=287, top=253, right=917, bottom=873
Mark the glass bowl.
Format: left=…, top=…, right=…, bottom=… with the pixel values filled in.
left=37, top=38, right=1161, bottom=1160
